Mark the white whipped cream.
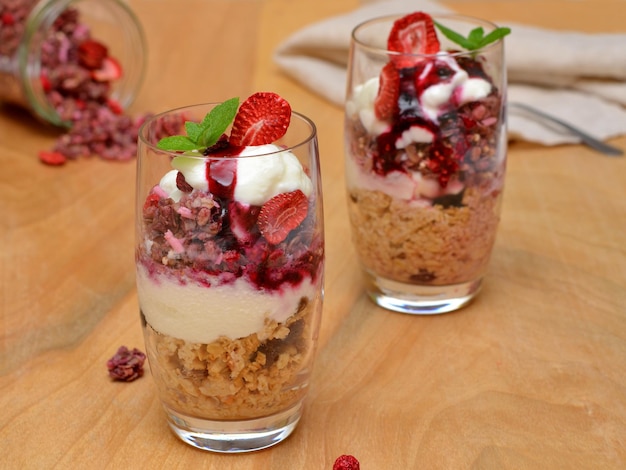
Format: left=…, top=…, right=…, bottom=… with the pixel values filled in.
left=395, top=125, right=434, bottom=149
left=235, top=145, right=312, bottom=205
left=345, top=78, right=391, bottom=136
left=159, top=145, right=312, bottom=205
left=137, top=265, right=316, bottom=344
left=419, top=55, right=470, bottom=121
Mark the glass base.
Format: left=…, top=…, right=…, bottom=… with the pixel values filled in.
left=164, top=402, right=302, bottom=453
left=364, top=272, right=482, bottom=314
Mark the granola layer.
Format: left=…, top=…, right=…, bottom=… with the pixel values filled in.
left=142, top=296, right=316, bottom=420
left=347, top=185, right=501, bottom=285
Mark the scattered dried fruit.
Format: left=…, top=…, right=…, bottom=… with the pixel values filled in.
left=106, top=346, right=146, bottom=382
left=38, top=150, right=67, bottom=166
left=257, top=190, right=309, bottom=244
left=0, top=1, right=149, bottom=164
left=333, top=454, right=360, bottom=470
left=230, top=92, right=291, bottom=146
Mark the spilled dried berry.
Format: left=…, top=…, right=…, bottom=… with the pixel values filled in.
left=38, top=150, right=67, bottom=166
left=333, top=454, right=360, bottom=470
left=107, top=346, right=146, bottom=382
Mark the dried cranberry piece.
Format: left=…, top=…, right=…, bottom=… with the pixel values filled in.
left=333, top=455, right=360, bottom=470
left=106, top=346, right=146, bottom=382
left=176, top=171, right=193, bottom=192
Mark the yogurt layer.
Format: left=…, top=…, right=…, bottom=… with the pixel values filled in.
left=344, top=151, right=464, bottom=202
left=137, top=265, right=316, bottom=344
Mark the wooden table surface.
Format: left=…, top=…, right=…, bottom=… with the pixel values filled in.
left=2, top=0, right=625, bottom=468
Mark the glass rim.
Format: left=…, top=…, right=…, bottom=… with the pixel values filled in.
left=138, top=102, right=318, bottom=160
left=351, top=13, right=504, bottom=58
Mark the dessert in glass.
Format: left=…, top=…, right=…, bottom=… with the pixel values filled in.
left=344, top=12, right=509, bottom=314
left=135, top=93, right=324, bottom=452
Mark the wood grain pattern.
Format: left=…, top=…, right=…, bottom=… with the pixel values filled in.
left=1, top=0, right=625, bottom=468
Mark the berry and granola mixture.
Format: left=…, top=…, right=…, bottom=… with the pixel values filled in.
left=345, top=12, right=506, bottom=286
left=136, top=93, right=324, bottom=420
left=0, top=0, right=146, bottom=164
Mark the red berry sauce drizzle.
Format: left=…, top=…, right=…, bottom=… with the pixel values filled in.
left=0, top=0, right=149, bottom=165
left=367, top=13, right=503, bottom=189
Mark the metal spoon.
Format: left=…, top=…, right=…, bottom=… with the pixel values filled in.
left=508, top=102, right=624, bottom=157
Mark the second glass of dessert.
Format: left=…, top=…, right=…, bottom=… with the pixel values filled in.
left=344, top=12, right=508, bottom=314
left=135, top=93, right=324, bottom=452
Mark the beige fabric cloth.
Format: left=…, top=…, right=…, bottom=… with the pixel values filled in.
left=274, top=0, right=626, bottom=146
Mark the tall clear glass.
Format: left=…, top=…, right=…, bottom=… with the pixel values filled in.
left=344, top=14, right=507, bottom=314
left=136, top=103, right=324, bottom=452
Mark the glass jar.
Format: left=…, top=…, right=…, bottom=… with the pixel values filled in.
left=0, top=0, right=146, bottom=127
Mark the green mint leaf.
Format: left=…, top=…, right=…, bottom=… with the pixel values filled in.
left=467, top=26, right=485, bottom=46
left=478, top=27, right=512, bottom=48
left=185, top=121, right=202, bottom=142
left=434, top=21, right=474, bottom=50
left=156, top=97, right=240, bottom=152
left=156, top=135, right=200, bottom=151
left=435, top=22, right=511, bottom=51
left=197, top=97, right=239, bottom=148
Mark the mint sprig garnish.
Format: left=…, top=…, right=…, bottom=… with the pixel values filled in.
left=434, top=22, right=511, bottom=51
left=157, top=97, right=240, bottom=152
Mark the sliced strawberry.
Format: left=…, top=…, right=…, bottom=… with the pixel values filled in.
left=38, top=150, right=67, bottom=166
left=91, top=56, right=122, bottom=82
left=229, top=92, right=291, bottom=146
left=77, top=39, right=108, bottom=70
left=257, top=190, right=308, bottom=244
left=374, top=62, right=400, bottom=120
left=388, top=12, right=440, bottom=68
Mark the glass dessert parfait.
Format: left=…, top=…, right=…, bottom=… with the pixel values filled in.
left=135, top=93, right=324, bottom=452
left=344, top=12, right=509, bottom=314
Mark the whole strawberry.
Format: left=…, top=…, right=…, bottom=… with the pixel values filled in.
left=333, top=454, right=360, bottom=470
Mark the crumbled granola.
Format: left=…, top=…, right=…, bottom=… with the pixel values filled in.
left=142, top=296, right=315, bottom=420
left=347, top=184, right=501, bottom=285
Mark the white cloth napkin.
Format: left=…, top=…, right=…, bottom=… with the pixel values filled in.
left=274, top=0, right=626, bottom=146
